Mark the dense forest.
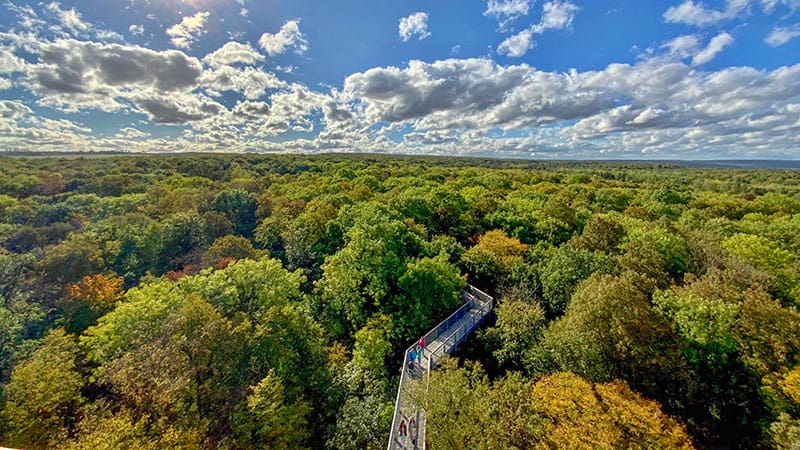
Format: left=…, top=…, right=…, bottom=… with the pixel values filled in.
left=0, top=154, right=799, bottom=449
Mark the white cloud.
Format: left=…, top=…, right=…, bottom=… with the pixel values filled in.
left=5, top=3, right=45, bottom=31
left=203, top=41, right=265, bottom=67
left=0, top=48, right=26, bottom=73
left=663, top=0, right=749, bottom=26
left=692, top=32, right=734, bottom=65
left=232, top=100, right=271, bottom=120
left=115, top=127, right=149, bottom=138
left=96, top=29, right=123, bottom=41
left=46, top=2, right=90, bottom=34
left=399, top=12, right=431, bottom=42
left=484, top=0, right=531, bottom=29
left=340, top=56, right=800, bottom=158
left=531, top=0, right=580, bottom=33
left=220, top=84, right=336, bottom=137
left=0, top=100, right=31, bottom=119
left=485, top=0, right=532, bottom=20
left=258, top=20, right=309, bottom=56
left=497, top=1, right=579, bottom=57
left=131, top=91, right=223, bottom=124
left=200, top=65, right=285, bottom=99
left=129, top=24, right=144, bottom=36
left=758, top=0, right=800, bottom=13
left=21, top=39, right=203, bottom=112
left=765, top=23, right=800, bottom=46
left=662, top=34, right=701, bottom=58
left=498, top=29, right=535, bottom=57
left=166, top=11, right=210, bottom=49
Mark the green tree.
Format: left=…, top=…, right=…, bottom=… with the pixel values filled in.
left=41, top=234, right=104, bottom=284
left=327, top=395, right=392, bottom=450
left=535, top=274, right=690, bottom=410
left=233, top=370, right=311, bottom=449
left=210, top=189, right=258, bottom=238
left=538, top=246, right=614, bottom=317
left=394, top=252, right=465, bottom=343
left=482, top=295, right=546, bottom=371
left=461, top=229, right=527, bottom=286
left=143, top=212, right=208, bottom=275
left=1, top=329, right=85, bottom=449
left=416, top=359, right=491, bottom=450
left=569, top=214, right=625, bottom=253
left=722, top=233, right=799, bottom=305
left=315, top=203, right=424, bottom=337
left=347, top=315, right=393, bottom=394
left=200, top=234, right=257, bottom=269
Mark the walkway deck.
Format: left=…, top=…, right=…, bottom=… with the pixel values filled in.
left=387, top=285, right=493, bottom=450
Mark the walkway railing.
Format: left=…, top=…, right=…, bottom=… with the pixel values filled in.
left=387, top=284, right=493, bottom=450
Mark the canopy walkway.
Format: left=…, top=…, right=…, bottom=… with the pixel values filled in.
left=387, top=285, right=494, bottom=450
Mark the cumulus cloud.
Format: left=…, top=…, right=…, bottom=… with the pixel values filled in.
left=663, top=0, right=800, bottom=24
left=232, top=100, right=271, bottom=120
left=203, top=41, right=265, bottom=67
left=5, top=3, right=45, bottom=31
left=129, top=24, right=144, bottom=36
left=0, top=48, right=26, bottom=73
left=39, top=2, right=121, bottom=42
left=399, top=12, right=431, bottom=42
left=765, top=23, right=800, bottom=46
left=115, top=127, right=149, bottom=139
left=341, top=56, right=800, bottom=158
left=760, top=0, right=800, bottom=12
left=258, top=20, right=309, bottom=55
left=663, top=0, right=749, bottom=26
left=166, top=11, right=210, bottom=49
left=532, top=0, right=580, bottom=33
left=497, top=1, right=579, bottom=57
left=132, top=91, right=223, bottom=124
left=692, top=32, right=734, bottom=65
left=484, top=0, right=531, bottom=29
left=662, top=35, right=701, bottom=58
left=21, top=39, right=202, bottom=112
left=498, top=29, right=535, bottom=57
left=0, top=100, right=32, bottom=119
left=200, top=65, right=285, bottom=99
left=46, top=2, right=90, bottom=34
left=96, top=29, right=123, bottom=41
left=343, top=59, right=531, bottom=125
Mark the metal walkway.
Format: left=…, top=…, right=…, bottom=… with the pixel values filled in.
left=387, top=285, right=494, bottom=450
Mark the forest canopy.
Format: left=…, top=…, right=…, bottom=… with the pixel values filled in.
left=1, top=154, right=799, bottom=449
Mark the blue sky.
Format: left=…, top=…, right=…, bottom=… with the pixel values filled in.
left=1, top=0, right=799, bottom=158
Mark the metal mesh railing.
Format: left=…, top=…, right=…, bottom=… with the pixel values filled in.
left=387, top=285, right=493, bottom=450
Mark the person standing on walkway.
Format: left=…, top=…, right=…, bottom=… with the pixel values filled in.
left=408, top=348, right=416, bottom=370
left=415, top=344, right=422, bottom=365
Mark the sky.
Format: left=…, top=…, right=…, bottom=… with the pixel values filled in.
left=1, top=0, right=800, bottom=159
